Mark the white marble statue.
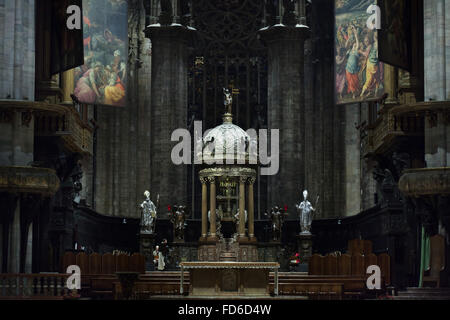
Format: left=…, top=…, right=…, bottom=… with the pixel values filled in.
left=140, top=190, right=158, bottom=234
left=295, top=190, right=318, bottom=235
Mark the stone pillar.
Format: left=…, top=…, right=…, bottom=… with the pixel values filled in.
left=384, top=64, right=398, bottom=104
left=8, top=202, right=21, bottom=273
left=423, top=0, right=450, bottom=167
left=239, top=177, right=246, bottom=238
left=25, top=223, right=33, bottom=273
left=145, top=25, right=194, bottom=214
left=260, top=25, right=309, bottom=218
left=0, top=0, right=35, bottom=101
left=201, top=178, right=208, bottom=238
left=139, top=232, right=155, bottom=271
left=296, top=233, right=313, bottom=266
left=424, top=0, right=450, bottom=101
left=0, top=225, right=2, bottom=272
left=61, top=69, right=75, bottom=105
left=209, top=177, right=217, bottom=238
left=248, top=178, right=255, bottom=239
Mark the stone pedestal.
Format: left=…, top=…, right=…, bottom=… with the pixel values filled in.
left=296, top=233, right=313, bottom=265
left=139, top=232, right=155, bottom=271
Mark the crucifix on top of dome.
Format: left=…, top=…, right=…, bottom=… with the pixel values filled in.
left=223, top=83, right=240, bottom=113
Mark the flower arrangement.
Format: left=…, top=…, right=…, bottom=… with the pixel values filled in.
left=289, top=253, right=301, bottom=265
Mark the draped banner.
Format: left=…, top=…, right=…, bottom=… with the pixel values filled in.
left=378, top=0, right=411, bottom=71
left=73, top=0, right=128, bottom=107
left=335, top=0, right=385, bottom=105
left=50, top=0, right=84, bottom=75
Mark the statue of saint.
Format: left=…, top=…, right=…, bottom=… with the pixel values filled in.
left=295, top=190, right=318, bottom=235
left=169, top=205, right=189, bottom=241
left=140, top=190, right=158, bottom=234
left=265, top=206, right=288, bottom=241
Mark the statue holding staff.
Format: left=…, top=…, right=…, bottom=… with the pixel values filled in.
left=295, top=190, right=319, bottom=235
left=140, top=190, right=158, bottom=234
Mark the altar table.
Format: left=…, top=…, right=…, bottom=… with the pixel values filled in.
left=180, top=262, right=280, bottom=296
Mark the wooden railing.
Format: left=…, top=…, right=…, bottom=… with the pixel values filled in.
left=0, top=274, right=70, bottom=300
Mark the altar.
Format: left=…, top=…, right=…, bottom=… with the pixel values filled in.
left=180, top=262, right=280, bottom=297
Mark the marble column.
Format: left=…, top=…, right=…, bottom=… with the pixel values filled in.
left=248, top=178, right=255, bottom=239
left=209, top=177, right=217, bottom=238
left=145, top=24, right=194, bottom=214
left=260, top=25, right=309, bottom=217
left=201, top=178, right=208, bottom=238
left=239, top=177, right=246, bottom=238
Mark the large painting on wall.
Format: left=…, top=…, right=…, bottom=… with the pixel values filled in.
left=335, top=0, right=384, bottom=105
left=73, top=0, right=128, bottom=107
left=378, top=0, right=411, bottom=71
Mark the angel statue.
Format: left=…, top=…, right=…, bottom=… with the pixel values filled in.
left=140, top=190, right=158, bottom=234
left=295, top=190, right=319, bottom=235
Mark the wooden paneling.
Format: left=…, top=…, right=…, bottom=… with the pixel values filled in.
left=101, top=254, right=116, bottom=275
left=324, top=254, right=338, bottom=275
left=76, top=252, right=89, bottom=274
left=338, top=254, right=352, bottom=276
left=62, top=252, right=76, bottom=272
left=89, top=253, right=102, bottom=274
left=309, top=254, right=324, bottom=275
left=115, top=254, right=130, bottom=272
left=351, top=253, right=365, bottom=276
left=378, top=253, right=391, bottom=285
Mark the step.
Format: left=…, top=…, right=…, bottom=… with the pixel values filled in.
left=393, top=296, right=450, bottom=300
left=398, top=291, right=450, bottom=297
left=405, top=287, right=450, bottom=292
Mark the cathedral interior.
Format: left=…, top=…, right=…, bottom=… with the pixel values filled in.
left=1, top=0, right=450, bottom=302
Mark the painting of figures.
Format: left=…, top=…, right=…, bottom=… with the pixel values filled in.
left=335, top=0, right=384, bottom=105
left=73, top=0, right=128, bottom=107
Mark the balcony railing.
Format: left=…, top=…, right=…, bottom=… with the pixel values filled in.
left=35, top=104, right=93, bottom=155
left=364, top=105, right=424, bottom=156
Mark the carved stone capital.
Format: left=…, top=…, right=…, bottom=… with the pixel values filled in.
left=208, top=176, right=216, bottom=184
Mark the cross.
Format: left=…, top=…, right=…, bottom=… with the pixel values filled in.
left=229, top=82, right=240, bottom=96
